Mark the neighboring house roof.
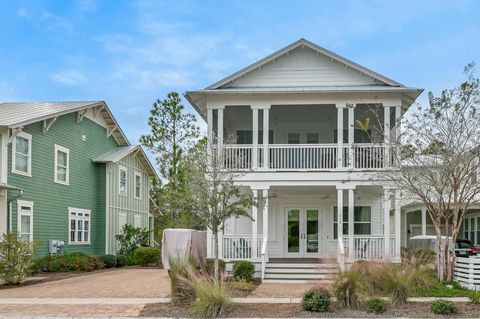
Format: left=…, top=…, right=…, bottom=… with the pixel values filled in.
left=93, top=145, right=158, bottom=179
left=0, top=101, right=129, bottom=146
left=185, top=38, right=423, bottom=120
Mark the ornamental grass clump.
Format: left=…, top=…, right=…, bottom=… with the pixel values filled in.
left=168, top=256, right=196, bottom=303
left=190, top=278, right=232, bottom=319
left=301, top=288, right=331, bottom=312
left=331, top=268, right=365, bottom=309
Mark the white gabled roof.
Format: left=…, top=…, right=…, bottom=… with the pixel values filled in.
left=207, top=38, right=403, bottom=89
left=93, top=145, right=158, bottom=179
left=0, top=101, right=129, bottom=146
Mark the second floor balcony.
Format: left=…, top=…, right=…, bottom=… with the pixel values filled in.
left=208, top=104, right=400, bottom=172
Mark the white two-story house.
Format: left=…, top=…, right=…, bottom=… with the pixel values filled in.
left=186, top=39, right=423, bottom=282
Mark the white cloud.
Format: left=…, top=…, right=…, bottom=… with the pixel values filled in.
left=17, top=8, right=30, bottom=18
left=51, top=69, right=87, bottom=86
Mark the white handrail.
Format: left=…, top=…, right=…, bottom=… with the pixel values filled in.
left=260, top=236, right=268, bottom=281
left=337, top=237, right=346, bottom=271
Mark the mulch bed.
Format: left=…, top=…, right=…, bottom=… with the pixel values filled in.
left=140, top=302, right=480, bottom=318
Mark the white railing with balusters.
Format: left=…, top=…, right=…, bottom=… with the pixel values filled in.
left=269, top=144, right=339, bottom=170
left=343, top=236, right=398, bottom=261
left=218, top=143, right=393, bottom=171
left=221, top=235, right=263, bottom=260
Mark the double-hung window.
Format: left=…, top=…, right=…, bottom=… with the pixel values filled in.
left=54, top=144, right=70, bottom=185
left=12, top=132, right=32, bottom=176
left=333, top=206, right=372, bottom=239
left=17, top=200, right=34, bottom=242
left=119, top=166, right=127, bottom=195
left=134, top=172, right=142, bottom=199
left=68, top=208, right=90, bottom=244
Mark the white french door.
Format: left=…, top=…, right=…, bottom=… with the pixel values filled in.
left=285, top=208, right=320, bottom=257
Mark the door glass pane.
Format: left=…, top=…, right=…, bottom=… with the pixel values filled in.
left=471, top=218, right=475, bottom=242
left=21, top=215, right=30, bottom=233
left=287, top=210, right=300, bottom=253
left=306, top=210, right=318, bottom=253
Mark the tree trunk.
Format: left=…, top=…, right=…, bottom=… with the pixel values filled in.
left=213, top=230, right=219, bottom=281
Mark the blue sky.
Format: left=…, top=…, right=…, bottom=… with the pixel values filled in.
left=1, top=0, right=479, bottom=142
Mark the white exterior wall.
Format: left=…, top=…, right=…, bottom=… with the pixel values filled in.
left=224, top=187, right=383, bottom=259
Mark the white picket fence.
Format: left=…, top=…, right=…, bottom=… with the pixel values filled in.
left=454, top=257, right=480, bottom=289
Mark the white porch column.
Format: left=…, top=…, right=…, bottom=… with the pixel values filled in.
left=262, top=189, right=269, bottom=261
left=337, top=188, right=344, bottom=241
left=217, top=108, right=224, bottom=147
left=348, top=188, right=355, bottom=261
left=262, top=108, right=270, bottom=169
left=207, top=108, right=213, bottom=159
left=348, top=104, right=355, bottom=169
left=383, top=187, right=392, bottom=260
left=251, top=189, right=259, bottom=259
left=384, top=105, right=391, bottom=168
left=252, top=108, right=259, bottom=169
left=394, top=105, right=401, bottom=166
left=394, top=189, right=401, bottom=262
left=336, top=104, right=344, bottom=169
left=421, top=208, right=427, bottom=236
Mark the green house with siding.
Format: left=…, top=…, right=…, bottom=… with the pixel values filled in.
left=0, top=101, right=157, bottom=257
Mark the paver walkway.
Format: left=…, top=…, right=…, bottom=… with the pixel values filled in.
left=0, top=268, right=170, bottom=317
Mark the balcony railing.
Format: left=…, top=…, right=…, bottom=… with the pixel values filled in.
left=343, top=236, right=397, bottom=261
left=217, top=143, right=396, bottom=171
left=220, top=235, right=263, bottom=260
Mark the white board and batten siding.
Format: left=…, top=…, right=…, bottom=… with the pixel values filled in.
left=454, top=257, right=480, bottom=289
left=105, top=152, right=151, bottom=254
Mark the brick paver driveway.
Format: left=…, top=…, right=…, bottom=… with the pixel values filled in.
left=0, top=268, right=170, bottom=317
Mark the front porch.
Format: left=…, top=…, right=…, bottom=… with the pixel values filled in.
left=208, top=185, right=402, bottom=280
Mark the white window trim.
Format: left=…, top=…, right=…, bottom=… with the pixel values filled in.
left=119, top=165, right=127, bottom=196
left=54, top=144, right=70, bottom=185
left=68, top=207, right=91, bottom=245
left=17, top=200, right=34, bottom=242
left=12, top=131, right=32, bottom=177
left=134, top=171, right=142, bottom=200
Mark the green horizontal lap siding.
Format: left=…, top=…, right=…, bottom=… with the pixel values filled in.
left=106, top=153, right=150, bottom=254
left=8, top=113, right=118, bottom=257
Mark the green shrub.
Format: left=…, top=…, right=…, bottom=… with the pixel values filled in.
left=227, top=279, right=255, bottom=292
left=469, top=288, right=480, bottom=304
left=431, top=299, right=458, bottom=315
left=34, top=253, right=105, bottom=272
left=301, top=288, right=331, bottom=312
left=205, top=258, right=226, bottom=276
left=332, top=269, right=365, bottom=309
left=115, top=224, right=150, bottom=258
left=366, top=297, right=388, bottom=314
left=100, top=255, right=117, bottom=268
left=116, top=255, right=127, bottom=267
left=232, top=261, right=255, bottom=281
left=190, top=278, right=232, bottom=318
left=0, top=233, right=35, bottom=285
left=133, top=247, right=160, bottom=266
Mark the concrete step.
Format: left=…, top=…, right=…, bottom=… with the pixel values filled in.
left=266, top=263, right=338, bottom=269
left=264, top=273, right=334, bottom=280
left=265, top=267, right=336, bottom=274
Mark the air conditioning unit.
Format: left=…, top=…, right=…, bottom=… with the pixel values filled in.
left=49, top=239, right=65, bottom=255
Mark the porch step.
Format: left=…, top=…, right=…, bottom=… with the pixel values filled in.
left=264, top=261, right=338, bottom=283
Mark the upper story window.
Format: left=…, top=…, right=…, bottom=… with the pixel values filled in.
left=54, top=144, right=70, bottom=185
left=12, top=132, right=32, bottom=176
left=236, top=130, right=274, bottom=144
left=68, top=207, right=90, bottom=244
left=134, top=172, right=142, bottom=199
left=119, top=165, right=127, bottom=196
